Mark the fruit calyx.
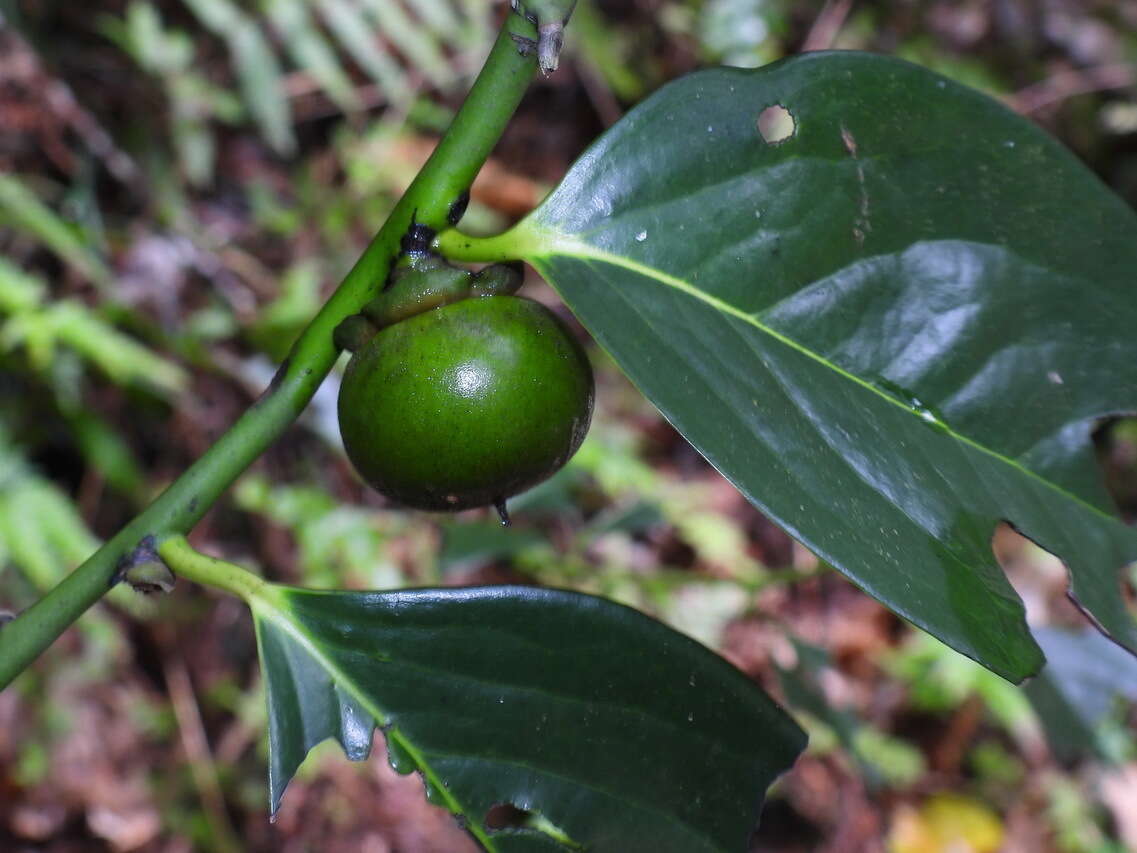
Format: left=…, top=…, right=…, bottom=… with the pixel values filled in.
left=334, top=250, right=523, bottom=353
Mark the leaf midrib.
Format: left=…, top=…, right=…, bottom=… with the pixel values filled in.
left=580, top=254, right=1034, bottom=674
left=519, top=224, right=1126, bottom=530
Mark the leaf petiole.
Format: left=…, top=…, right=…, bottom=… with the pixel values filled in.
left=435, top=224, right=544, bottom=263
left=157, top=535, right=266, bottom=603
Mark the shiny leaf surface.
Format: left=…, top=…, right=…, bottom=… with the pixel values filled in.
left=253, top=583, right=805, bottom=852
left=465, top=52, right=1137, bottom=680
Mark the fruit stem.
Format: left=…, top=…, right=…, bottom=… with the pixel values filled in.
left=0, top=12, right=540, bottom=689
left=494, top=497, right=512, bottom=527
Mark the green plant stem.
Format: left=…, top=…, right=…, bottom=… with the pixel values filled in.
left=0, top=14, right=539, bottom=690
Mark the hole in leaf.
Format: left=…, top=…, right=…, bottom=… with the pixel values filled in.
left=485, top=802, right=533, bottom=831
left=757, top=104, right=796, bottom=145
left=484, top=804, right=581, bottom=847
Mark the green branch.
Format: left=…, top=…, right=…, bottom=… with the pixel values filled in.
left=0, top=14, right=539, bottom=690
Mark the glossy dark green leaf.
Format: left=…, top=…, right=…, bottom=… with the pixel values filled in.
left=253, top=583, right=805, bottom=852
left=460, top=52, right=1137, bottom=681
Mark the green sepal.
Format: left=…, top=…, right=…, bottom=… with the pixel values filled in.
left=472, top=261, right=524, bottom=296
left=332, top=315, right=379, bottom=353
left=354, top=255, right=525, bottom=337
left=364, top=253, right=473, bottom=328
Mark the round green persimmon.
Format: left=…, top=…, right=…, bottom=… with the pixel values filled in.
left=337, top=295, right=593, bottom=511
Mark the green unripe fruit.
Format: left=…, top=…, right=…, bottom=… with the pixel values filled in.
left=337, top=294, right=593, bottom=513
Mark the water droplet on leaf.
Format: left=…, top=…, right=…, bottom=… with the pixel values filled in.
left=871, top=376, right=950, bottom=431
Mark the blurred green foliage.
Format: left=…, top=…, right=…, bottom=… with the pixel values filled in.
left=0, top=422, right=100, bottom=595
left=887, top=633, right=1037, bottom=738
left=93, top=0, right=495, bottom=183
left=0, top=254, right=185, bottom=395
